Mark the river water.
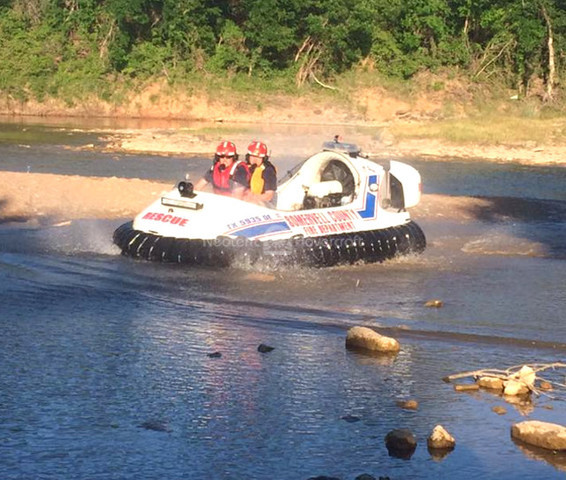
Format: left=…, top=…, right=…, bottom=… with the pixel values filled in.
left=0, top=119, right=565, bottom=479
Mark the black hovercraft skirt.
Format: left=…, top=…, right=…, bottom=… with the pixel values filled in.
left=113, top=220, right=426, bottom=268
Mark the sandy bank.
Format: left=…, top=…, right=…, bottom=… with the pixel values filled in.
left=96, top=127, right=566, bottom=166
left=2, top=172, right=564, bottom=226
left=0, top=172, right=171, bottom=224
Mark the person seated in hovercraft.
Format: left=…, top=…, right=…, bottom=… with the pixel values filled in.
left=243, top=141, right=277, bottom=207
left=194, top=141, right=250, bottom=199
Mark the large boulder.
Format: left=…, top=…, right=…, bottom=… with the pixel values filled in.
left=511, top=421, right=566, bottom=451
left=346, top=327, right=400, bottom=354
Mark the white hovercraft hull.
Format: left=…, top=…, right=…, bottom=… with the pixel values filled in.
left=113, top=143, right=426, bottom=267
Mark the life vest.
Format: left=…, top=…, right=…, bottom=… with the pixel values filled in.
left=250, top=160, right=276, bottom=194
left=212, top=160, right=250, bottom=195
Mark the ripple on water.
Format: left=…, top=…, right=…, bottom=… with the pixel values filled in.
left=1, top=230, right=565, bottom=479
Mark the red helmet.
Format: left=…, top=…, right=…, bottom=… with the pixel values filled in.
left=247, top=141, right=268, bottom=158
left=215, top=141, right=237, bottom=158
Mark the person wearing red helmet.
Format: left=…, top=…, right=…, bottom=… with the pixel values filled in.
left=195, top=141, right=250, bottom=199
left=244, top=141, right=277, bottom=206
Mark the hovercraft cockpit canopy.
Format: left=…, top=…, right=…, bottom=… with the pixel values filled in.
left=276, top=148, right=360, bottom=211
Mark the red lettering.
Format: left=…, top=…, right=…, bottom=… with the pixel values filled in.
left=284, top=215, right=298, bottom=227
left=143, top=212, right=189, bottom=227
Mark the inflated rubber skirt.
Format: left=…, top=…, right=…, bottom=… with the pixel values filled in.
left=113, top=221, right=426, bottom=268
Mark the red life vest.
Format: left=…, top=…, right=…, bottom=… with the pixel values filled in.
left=211, top=160, right=250, bottom=195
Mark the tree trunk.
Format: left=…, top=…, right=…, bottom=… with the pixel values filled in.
left=541, top=5, right=556, bottom=101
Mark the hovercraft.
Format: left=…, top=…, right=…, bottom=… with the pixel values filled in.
left=113, top=140, right=426, bottom=267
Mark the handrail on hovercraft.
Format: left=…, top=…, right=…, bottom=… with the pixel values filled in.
left=113, top=139, right=426, bottom=267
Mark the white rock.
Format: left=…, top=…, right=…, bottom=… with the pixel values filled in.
left=504, top=379, right=530, bottom=396
left=427, top=425, right=456, bottom=450
left=345, top=326, right=400, bottom=353
left=511, top=365, right=536, bottom=389
left=511, top=421, right=566, bottom=451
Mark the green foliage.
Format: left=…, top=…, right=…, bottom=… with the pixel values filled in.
left=123, top=42, right=175, bottom=79
left=0, top=0, right=565, bottom=103
left=206, top=20, right=250, bottom=74
left=0, top=10, right=59, bottom=99
left=242, top=0, right=297, bottom=70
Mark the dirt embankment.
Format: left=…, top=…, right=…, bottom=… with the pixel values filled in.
left=0, top=82, right=424, bottom=125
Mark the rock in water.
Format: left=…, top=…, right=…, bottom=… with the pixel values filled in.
left=346, top=326, right=400, bottom=354
left=511, top=365, right=536, bottom=388
left=396, top=399, right=419, bottom=410
left=138, top=420, right=171, bottom=433
left=385, top=429, right=417, bottom=458
left=307, top=477, right=342, bottom=480
left=477, top=376, right=504, bottom=391
left=424, top=299, right=443, bottom=308
left=427, top=425, right=456, bottom=450
left=511, top=421, right=566, bottom=451
left=341, top=414, right=361, bottom=423
left=539, top=380, right=553, bottom=391
left=258, top=343, right=275, bottom=353
left=504, top=379, right=530, bottom=396
left=492, top=406, right=507, bottom=415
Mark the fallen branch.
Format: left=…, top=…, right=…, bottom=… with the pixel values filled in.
left=443, top=363, right=566, bottom=397
left=311, top=72, right=338, bottom=91
left=444, top=363, right=566, bottom=383
left=442, top=369, right=508, bottom=383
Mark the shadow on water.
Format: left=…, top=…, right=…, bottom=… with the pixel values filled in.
left=468, top=196, right=566, bottom=223
left=0, top=198, right=29, bottom=224
left=465, top=196, right=566, bottom=258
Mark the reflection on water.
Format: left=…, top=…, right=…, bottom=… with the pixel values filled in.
left=1, top=121, right=566, bottom=479
left=513, top=439, right=566, bottom=472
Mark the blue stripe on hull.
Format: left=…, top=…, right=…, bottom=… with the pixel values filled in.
left=357, top=175, right=378, bottom=219
left=232, top=221, right=291, bottom=238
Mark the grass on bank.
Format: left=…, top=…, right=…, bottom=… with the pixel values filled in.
left=388, top=114, right=566, bottom=146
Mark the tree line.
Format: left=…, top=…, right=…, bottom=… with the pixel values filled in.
left=0, top=0, right=564, bottom=102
